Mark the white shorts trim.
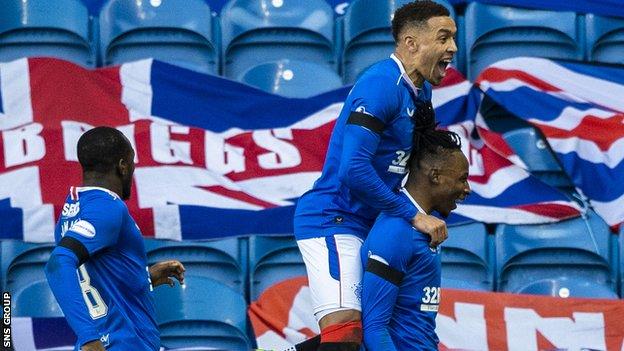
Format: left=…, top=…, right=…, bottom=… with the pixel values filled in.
left=297, top=234, right=363, bottom=321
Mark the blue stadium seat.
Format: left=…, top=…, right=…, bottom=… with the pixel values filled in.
left=503, top=127, right=574, bottom=190
left=100, top=0, right=219, bottom=73
left=342, top=0, right=455, bottom=83
left=2, top=240, right=55, bottom=293
left=221, top=0, right=336, bottom=79
left=586, top=14, right=624, bottom=65
left=239, top=59, right=343, bottom=98
left=496, top=210, right=616, bottom=298
left=0, top=0, right=94, bottom=66
left=464, top=3, right=583, bottom=80
left=515, top=277, right=618, bottom=299
left=249, top=235, right=306, bottom=301
left=154, top=275, right=251, bottom=350
left=144, top=238, right=246, bottom=294
left=13, top=279, right=63, bottom=317
left=441, top=222, right=493, bottom=291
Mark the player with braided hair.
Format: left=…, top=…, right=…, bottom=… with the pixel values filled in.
left=361, top=127, right=470, bottom=351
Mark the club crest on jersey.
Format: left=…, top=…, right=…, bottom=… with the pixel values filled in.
left=69, top=220, right=96, bottom=238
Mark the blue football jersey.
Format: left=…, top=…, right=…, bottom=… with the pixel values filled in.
left=51, top=187, right=159, bottom=350
left=361, top=190, right=441, bottom=351
left=294, top=55, right=433, bottom=240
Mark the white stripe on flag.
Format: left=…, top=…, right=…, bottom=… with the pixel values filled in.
left=590, top=193, right=624, bottom=226
left=12, top=317, right=37, bottom=351
left=548, top=137, right=624, bottom=169
left=153, top=205, right=182, bottom=241
left=0, top=58, right=34, bottom=130
left=432, top=81, right=472, bottom=108
left=454, top=204, right=569, bottom=224
left=120, top=59, right=154, bottom=122
left=469, top=165, right=530, bottom=199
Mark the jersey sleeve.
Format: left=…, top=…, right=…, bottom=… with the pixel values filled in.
left=45, top=246, right=101, bottom=346
left=361, top=219, right=413, bottom=351
left=63, top=196, right=124, bottom=257
left=338, top=76, right=416, bottom=222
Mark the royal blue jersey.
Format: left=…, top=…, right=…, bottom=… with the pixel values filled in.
left=361, top=190, right=441, bottom=351
left=45, top=187, right=159, bottom=350
left=294, top=55, right=433, bottom=240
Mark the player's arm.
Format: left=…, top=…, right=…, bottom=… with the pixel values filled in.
left=45, top=199, right=123, bottom=348
left=338, top=77, right=416, bottom=222
left=361, top=223, right=411, bottom=351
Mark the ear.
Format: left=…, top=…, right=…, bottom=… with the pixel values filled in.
left=428, top=168, right=441, bottom=185
left=117, top=158, right=128, bottom=176
left=404, top=34, right=419, bottom=53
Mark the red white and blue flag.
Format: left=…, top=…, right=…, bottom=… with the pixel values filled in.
left=0, top=58, right=584, bottom=242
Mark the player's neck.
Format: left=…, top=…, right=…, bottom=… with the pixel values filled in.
left=404, top=184, right=432, bottom=214
left=394, top=50, right=425, bottom=88
left=82, top=172, right=123, bottom=198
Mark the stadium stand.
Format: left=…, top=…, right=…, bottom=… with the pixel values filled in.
left=503, top=127, right=574, bottom=191
left=13, top=279, right=63, bottom=317
left=144, top=238, right=247, bottom=294
left=586, top=13, right=624, bottom=65
left=342, top=0, right=455, bottom=83
left=154, top=275, right=251, bottom=350
left=99, top=0, right=219, bottom=74
left=441, top=222, right=493, bottom=291
left=239, top=59, right=343, bottom=98
left=248, top=235, right=306, bottom=301
left=221, top=0, right=336, bottom=79
left=464, top=3, right=583, bottom=80
left=496, top=210, right=618, bottom=298
left=2, top=241, right=54, bottom=291
left=0, top=0, right=94, bottom=66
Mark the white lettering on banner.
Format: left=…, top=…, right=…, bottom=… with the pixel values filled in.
left=134, top=166, right=271, bottom=210
left=0, top=59, right=33, bottom=130
left=62, top=121, right=93, bottom=161
left=436, top=302, right=488, bottom=350
left=150, top=124, right=193, bottom=164
left=0, top=166, right=54, bottom=242
left=116, top=124, right=139, bottom=163
left=204, top=131, right=245, bottom=174
left=253, top=128, right=302, bottom=169
left=504, top=308, right=607, bottom=351
left=2, top=123, right=45, bottom=168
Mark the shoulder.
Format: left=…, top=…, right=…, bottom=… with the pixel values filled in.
left=366, top=214, right=414, bottom=259
left=421, top=81, right=433, bottom=100
left=352, top=60, right=401, bottom=94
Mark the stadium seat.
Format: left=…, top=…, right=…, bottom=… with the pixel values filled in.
left=2, top=240, right=55, bottom=292
left=239, top=59, right=343, bottom=98
left=0, top=0, right=94, bottom=66
left=464, top=3, right=583, bottom=80
left=342, top=0, right=455, bottom=83
left=221, top=0, right=336, bottom=79
left=586, top=14, right=624, bottom=65
left=99, top=0, right=219, bottom=74
left=515, top=276, right=618, bottom=299
left=441, top=222, right=493, bottom=291
left=503, top=127, right=574, bottom=190
left=144, top=238, right=247, bottom=294
left=248, top=235, right=306, bottom=301
left=496, top=210, right=616, bottom=298
left=13, top=279, right=63, bottom=317
left=154, top=275, right=251, bottom=350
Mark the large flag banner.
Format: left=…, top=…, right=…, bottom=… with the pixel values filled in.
left=249, top=278, right=624, bottom=351
left=477, top=57, right=624, bottom=227
left=0, top=58, right=582, bottom=242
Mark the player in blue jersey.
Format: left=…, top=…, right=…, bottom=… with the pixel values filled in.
left=45, top=127, right=185, bottom=351
left=293, top=1, right=457, bottom=350
left=361, top=126, right=470, bottom=350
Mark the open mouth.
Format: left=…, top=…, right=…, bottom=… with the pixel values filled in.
left=436, top=59, right=452, bottom=78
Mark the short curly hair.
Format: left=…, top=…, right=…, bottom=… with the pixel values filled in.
left=392, top=1, right=451, bottom=42
left=77, top=126, right=132, bottom=173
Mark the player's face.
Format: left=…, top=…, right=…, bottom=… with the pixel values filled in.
left=411, top=16, right=457, bottom=86
left=120, top=148, right=135, bottom=200
left=433, top=151, right=470, bottom=218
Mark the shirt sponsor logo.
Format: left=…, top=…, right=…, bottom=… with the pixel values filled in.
left=61, top=202, right=80, bottom=217
left=420, top=304, right=439, bottom=312
left=69, top=220, right=96, bottom=238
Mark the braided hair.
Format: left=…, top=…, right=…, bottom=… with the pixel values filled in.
left=408, top=108, right=462, bottom=171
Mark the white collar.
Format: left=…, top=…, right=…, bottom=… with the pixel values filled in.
left=75, top=186, right=119, bottom=200
left=390, top=53, right=421, bottom=97
left=400, top=188, right=426, bottom=214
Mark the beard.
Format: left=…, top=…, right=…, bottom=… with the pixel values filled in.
left=121, top=178, right=132, bottom=200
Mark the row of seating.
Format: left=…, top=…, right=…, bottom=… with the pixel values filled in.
left=1, top=0, right=623, bottom=84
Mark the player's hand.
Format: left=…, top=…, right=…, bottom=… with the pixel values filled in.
left=81, top=340, right=106, bottom=351
left=411, top=212, right=448, bottom=247
left=149, top=260, right=185, bottom=287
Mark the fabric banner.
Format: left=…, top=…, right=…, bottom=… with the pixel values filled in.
left=0, top=58, right=582, bottom=242
left=477, top=57, right=624, bottom=227
left=249, top=278, right=624, bottom=351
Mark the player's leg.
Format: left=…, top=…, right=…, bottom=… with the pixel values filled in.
left=296, top=234, right=364, bottom=351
